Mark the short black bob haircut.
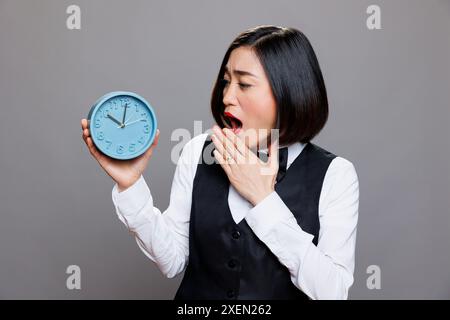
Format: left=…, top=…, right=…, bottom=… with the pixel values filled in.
left=211, top=25, right=329, bottom=145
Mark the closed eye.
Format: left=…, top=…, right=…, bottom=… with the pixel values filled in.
left=219, top=78, right=251, bottom=89
left=238, top=83, right=251, bottom=89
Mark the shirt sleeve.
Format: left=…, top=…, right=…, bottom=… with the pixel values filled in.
left=244, top=157, right=359, bottom=300
left=111, top=133, right=207, bottom=278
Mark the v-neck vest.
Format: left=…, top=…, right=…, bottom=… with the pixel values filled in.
left=174, top=136, right=337, bottom=300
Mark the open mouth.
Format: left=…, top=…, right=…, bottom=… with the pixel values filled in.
left=224, top=111, right=243, bottom=134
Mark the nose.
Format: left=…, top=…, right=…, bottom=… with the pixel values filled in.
left=222, top=82, right=238, bottom=107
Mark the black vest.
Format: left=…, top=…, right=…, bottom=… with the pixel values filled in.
left=174, top=136, right=337, bottom=300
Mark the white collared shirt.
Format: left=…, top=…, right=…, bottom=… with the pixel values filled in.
left=112, top=133, right=359, bottom=300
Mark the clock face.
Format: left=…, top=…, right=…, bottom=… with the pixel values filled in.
left=87, top=91, right=157, bottom=160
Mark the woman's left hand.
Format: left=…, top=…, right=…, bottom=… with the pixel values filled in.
left=211, top=125, right=279, bottom=206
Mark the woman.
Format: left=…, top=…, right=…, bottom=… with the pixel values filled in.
left=81, top=25, right=359, bottom=300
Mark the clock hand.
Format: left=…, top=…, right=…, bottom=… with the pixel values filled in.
left=122, top=103, right=128, bottom=125
left=117, top=114, right=135, bottom=128
left=124, top=113, right=136, bottom=125
left=117, top=118, right=146, bottom=128
left=107, top=113, right=123, bottom=127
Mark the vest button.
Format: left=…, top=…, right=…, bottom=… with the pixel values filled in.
left=228, top=259, right=238, bottom=269
left=232, top=230, right=241, bottom=239
left=227, top=290, right=235, bottom=298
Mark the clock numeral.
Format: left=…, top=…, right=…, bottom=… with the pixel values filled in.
left=102, top=108, right=109, bottom=118
left=97, top=131, right=104, bottom=140
left=129, top=143, right=136, bottom=153
left=135, top=105, right=139, bottom=112
left=117, top=145, right=124, bottom=154
left=138, top=136, right=145, bottom=144
left=94, top=118, right=101, bottom=128
left=143, top=124, right=149, bottom=134
left=141, top=112, right=147, bottom=118
left=105, top=139, right=112, bottom=149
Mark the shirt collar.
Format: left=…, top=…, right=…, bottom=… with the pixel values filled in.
left=257, top=142, right=307, bottom=168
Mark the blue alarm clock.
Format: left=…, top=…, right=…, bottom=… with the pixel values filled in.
left=87, top=91, right=157, bottom=160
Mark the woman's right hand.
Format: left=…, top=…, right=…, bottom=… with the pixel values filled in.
left=81, top=118, right=160, bottom=192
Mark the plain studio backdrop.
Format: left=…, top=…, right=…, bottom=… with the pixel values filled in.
left=0, top=0, right=449, bottom=299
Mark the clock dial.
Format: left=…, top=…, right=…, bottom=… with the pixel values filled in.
left=88, top=92, right=157, bottom=160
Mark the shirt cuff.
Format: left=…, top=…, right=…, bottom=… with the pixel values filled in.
left=245, top=190, right=314, bottom=243
left=111, top=175, right=151, bottom=216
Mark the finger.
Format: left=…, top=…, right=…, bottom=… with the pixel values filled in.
left=222, top=127, right=243, bottom=154
left=85, top=136, right=106, bottom=162
left=152, top=129, right=160, bottom=146
left=142, top=129, right=160, bottom=160
left=81, top=128, right=90, bottom=144
left=85, top=136, right=96, bottom=155
left=141, top=145, right=154, bottom=161
left=212, top=148, right=225, bottom=165
left=212, top=126, right=241, bottom=162
left=211, top=134, right=235, bottom=165
left=222, top=127, right=258, bottom=163
left=211, top=126, right=234, bottom=158
left=80, top=129, right=108, bottom=166
left=85, top=136, right=96, bottom=153
left=81, top=118, right=89, bottom=130
left=213, top=149, right=232, bottom=173
left=83, top=128, right=91, bottom=140
left=148, top=128, right=160, bottom=151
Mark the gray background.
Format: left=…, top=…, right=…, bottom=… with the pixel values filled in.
left=0, top=0, right=449, bottom=299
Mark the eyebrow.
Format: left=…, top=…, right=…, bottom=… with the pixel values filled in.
left=224, top=66, right=258, bottom=79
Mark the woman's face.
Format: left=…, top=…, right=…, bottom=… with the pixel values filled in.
left=221, top=46, right=277, bottom=150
